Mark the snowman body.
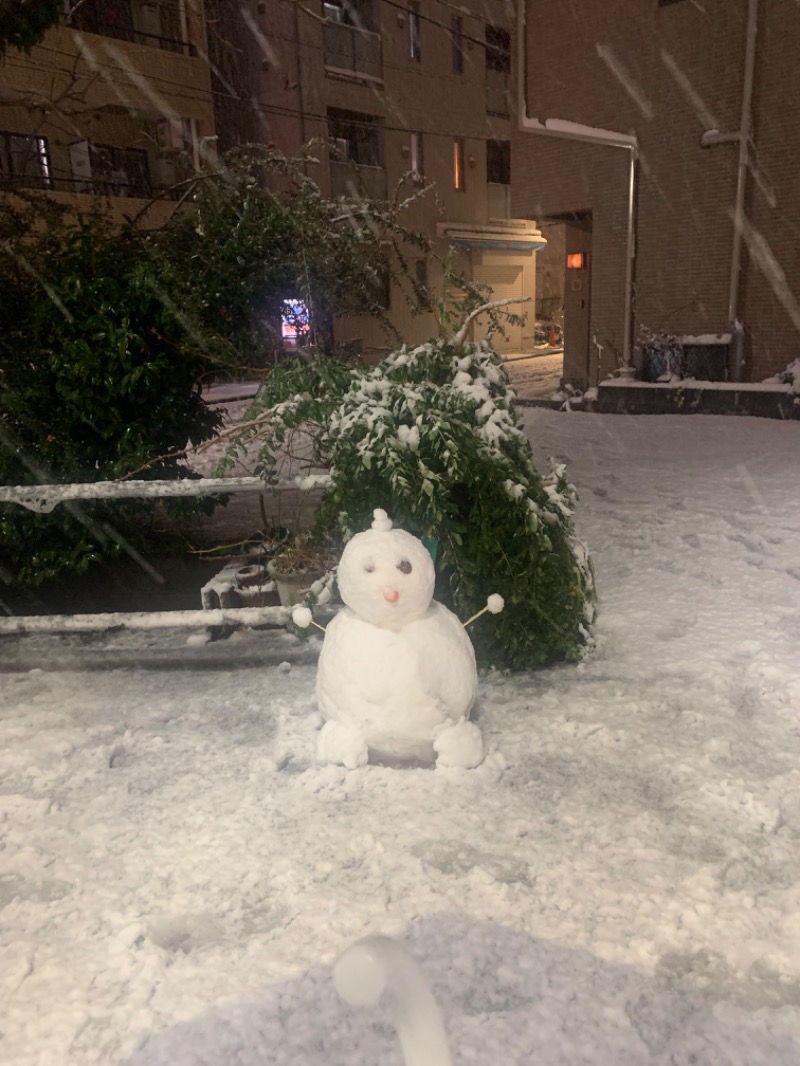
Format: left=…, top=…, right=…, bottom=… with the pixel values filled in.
left=316, top=511, right=480, bottom=767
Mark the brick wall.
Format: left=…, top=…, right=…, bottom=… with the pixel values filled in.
left=514, top=0, right=800, bottom=384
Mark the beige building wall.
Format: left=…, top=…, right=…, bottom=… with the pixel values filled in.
left=0, top=2, right=216, bottom=228
left=228, top=0, right=542, bottom=357
left=514, top=0, right=800, bottom=386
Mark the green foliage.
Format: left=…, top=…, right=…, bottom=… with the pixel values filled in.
left=0, top=146, right=530, bottom=593
left=0, top=203, right=224, bottom=586
left=154, top=146, right=429, bottom=357
left=0, top=0, right=60, bottom=57
left=224, top=337, right=594, bottom=670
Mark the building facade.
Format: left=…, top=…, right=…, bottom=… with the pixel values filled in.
left=206, top=0, right=544, bottom=356
left=514, top=0, right=800, bottom=387
left=0, top=1, right=216, bottom=228
left=1, top=1, right=547, bottom=357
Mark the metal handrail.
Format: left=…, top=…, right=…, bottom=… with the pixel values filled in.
left=0, top=474, right=330, bottom=513
left=0, top=472, right=332, bottom=636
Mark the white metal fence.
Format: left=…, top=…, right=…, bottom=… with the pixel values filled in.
left=0, top=474, right=330, bottom=636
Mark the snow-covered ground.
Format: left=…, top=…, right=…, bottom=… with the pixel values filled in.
left=2, top=409, right=800, bottom=1065
left=504, top=350, right=564, bottom=399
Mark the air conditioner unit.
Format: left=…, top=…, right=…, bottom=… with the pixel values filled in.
left=152, top=157, right=178, bottom=188
left=156, top=117, right=192, bottom=153
left=69, top=139, right=93, bottom=192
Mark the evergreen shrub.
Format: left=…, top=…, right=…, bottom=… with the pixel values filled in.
left=222, top=337, right=595, bottom=669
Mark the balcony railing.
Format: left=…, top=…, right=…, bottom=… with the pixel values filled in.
left=486, top=68, right=511, bottom=116
left=323, top=20, right=382, bottom=81
left=0, top=173, right=185, bottom=200
left=0, top=473, right=331, bottom=637
left=487, top=182, right=511, bottom=219
left=330, top=160, right=387, bottom=201
left=66, top=9, right=195, bottom=55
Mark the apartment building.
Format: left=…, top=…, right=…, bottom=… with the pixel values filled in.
left=513, top=0, right=800, bottom=388
left=205, top=0, right=545, bottom=355
left=0, top=1, right=216, bottom=228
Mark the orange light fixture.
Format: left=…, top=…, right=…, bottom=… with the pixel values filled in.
left=567, top=253, right=584, bottom=269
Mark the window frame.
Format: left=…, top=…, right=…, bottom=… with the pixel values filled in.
left=487, top=139, right=511, bottom=186
left=451, top=14, right=464, bottom=74
left=408, top=1, right=421, bottom=61
left=0, top=130, right=52, bottom=188
left=410, top=131, right=424, bottom=182
left=453, top=137, right=466, bottom=192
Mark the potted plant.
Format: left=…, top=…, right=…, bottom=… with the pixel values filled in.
left=637, top=323, right=685, bottom=382
left=268, top=535, right=331, bottom=606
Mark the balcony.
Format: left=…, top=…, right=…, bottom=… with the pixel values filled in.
left=330, top=160, right=387, bottom=201
left=66, top=1, right=195, bottom=56
left=323, top=21, right=382, bottom=82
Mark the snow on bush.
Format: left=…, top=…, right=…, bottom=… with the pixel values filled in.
left=764, top=357, right=800, bottom=393
left=220, top=337, right=595, bottom=670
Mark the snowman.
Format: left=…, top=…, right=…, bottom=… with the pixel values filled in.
left=293, top=509, right=503, bottom=770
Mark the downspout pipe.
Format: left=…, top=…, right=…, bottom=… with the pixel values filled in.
left=728, top=0, right=759, bottom=381
left=515, top=0, right=639, bottom=373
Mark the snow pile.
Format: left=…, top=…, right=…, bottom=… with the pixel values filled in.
left=763, top=356, right=800, bottom=393
left=2, top=410, right=800, bottom=1065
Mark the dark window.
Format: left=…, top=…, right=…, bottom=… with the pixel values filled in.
left=67, top=0, right=135, bottom=43
left=486, top=25, right=511, bottom=116
left=323, top=1, right=345, bottom=19
left=0, top=131, right=51, bottom=188
left=361, top=259, right=390, bottom=310
left=328, top=108, right=386, bottom=198
left=328, top=108, right=383, bottom=168
left=487, top=140, right=510, bottom=185
left=486, top=26, right=511, bottom=72
left=451, top=15, right=464, bottom=74
left=414, top=258, right=433, bottom=310
left=88, top=144, right=151, bottom=198
left=410, top=131, right=424, bottom=181
left=409, top=1, right=421, bottom=61
left=322, top=0, right=381, bottom=79
left=323, top=0, right=376, bottom=32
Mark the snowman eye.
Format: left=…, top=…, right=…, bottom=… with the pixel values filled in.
left=363, top=561, right=375, bottom=573
left=397, top=559, right=412, bottom=575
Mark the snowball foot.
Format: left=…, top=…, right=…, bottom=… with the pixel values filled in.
left=317, top=720, right=369, bottom=770
left=433, top=718, right=484, bottom=769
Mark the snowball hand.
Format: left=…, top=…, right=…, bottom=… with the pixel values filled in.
left=487, top=594, right=505, bottom=614
left=292, top=606, right=327, bottom=634
left=462, top=594, right=505, bottom=628
left=292, top=606, right=313, bottom=629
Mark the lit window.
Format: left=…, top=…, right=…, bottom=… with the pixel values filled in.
left=281, top=300, right=311, bottom=346
left=453, top=138, right=465, bottom=191
left=409, top=1, right=420, bottom=61
left=451, top=15, right=463, bottom=74
left=0, top=130, right=52, bottom=189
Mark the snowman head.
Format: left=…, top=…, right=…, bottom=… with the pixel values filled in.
left=337, top=509, right=435, bottom=629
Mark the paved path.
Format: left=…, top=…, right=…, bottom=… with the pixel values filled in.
left=203, top=349, right=565, bottom=406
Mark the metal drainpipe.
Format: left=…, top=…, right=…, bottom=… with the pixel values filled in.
left=177, top=0, right=189, bottom=54
left=728, top=0, right=759, bottom=381
left=293, top=4, right=308, bottom=150
left=515, top=0, right=639, bottom=373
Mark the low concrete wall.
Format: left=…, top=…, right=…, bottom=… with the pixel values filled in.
left=596, top=381, right=800, bottom=420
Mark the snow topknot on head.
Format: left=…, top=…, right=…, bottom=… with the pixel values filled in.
left=371, top=508, right=393, bottom=532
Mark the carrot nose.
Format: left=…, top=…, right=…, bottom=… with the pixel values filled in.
left=383, top=587, right=400, bottom=603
